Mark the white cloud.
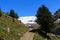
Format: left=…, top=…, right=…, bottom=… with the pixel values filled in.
left=18, top=16, right=37, bottom=24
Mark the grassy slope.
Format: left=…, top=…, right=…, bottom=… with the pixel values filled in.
left=48, top=33, right=60, bottom=40
left=33, top=33, right=60, bottom=40
left=33, top=33, right=45, bottom=40
left=0, top=12, right=28, bottom=40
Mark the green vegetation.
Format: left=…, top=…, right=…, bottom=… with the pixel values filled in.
left=36, top=5, right=55, bottom=34
left=48, top=33, right=60, bottom=40
left=33, top=28, right=60, bottom=40
left=34, top=5, right=60, bottom=40
left=0, top=9, right=2, bottom=17
left=0, top=12, right=28, bottom=40
left=33, top=33, right=60, bottom=40
left=9, top=9, right=19, bottom=19
left=33, top=33, right=45, bottom=40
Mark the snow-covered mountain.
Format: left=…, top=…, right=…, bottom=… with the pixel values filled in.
left=18, top=16, right=37, bottom=24
left=18, top=16, right=39, bottom=27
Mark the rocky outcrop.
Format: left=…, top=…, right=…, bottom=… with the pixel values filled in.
left=53, top=9, right=60, bottom=36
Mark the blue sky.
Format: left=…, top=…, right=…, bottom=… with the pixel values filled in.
left=0, top=0, right=60, bottom=17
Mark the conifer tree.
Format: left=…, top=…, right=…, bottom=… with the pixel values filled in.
left=0, top=9, right=2, bottom=17
left=9, top=10, right=19, bottom=19
left=36, top=5, right=54, bottom=34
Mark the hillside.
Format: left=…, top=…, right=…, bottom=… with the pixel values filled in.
left=0, top=12, right=28, bottom=40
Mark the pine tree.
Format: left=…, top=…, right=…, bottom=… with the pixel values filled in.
left=9, top=10, right=19, bottom=19
left=36, top=5, right=54, bottom=34
left=9, top=10, right=15, bottom=18
left=15, top=13, right=19, bottom=19
left=0, top=9, right=2, bottom=17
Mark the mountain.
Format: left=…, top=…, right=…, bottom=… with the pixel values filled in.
left=19, top=16, right=39, bottom=27
left=18, top=16, right=37, bottom=24
left=53, top=9, right=60, bottom=21
left=53, top=9, right=60, bottom=36
left=18, top=16, right=39, bottom=28
left=25, top=19, right=40, bottom=28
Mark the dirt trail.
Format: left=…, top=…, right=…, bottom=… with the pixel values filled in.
left=20, top=28, right=35, bottom=40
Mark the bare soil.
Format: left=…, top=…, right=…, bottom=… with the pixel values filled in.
left=20, top=28, right=35, bottom=40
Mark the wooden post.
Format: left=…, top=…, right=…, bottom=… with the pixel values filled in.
left=6, top=27, right=10, bottom=35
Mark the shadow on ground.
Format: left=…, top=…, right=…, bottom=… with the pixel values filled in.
left=29, top=29, right=51, bottom=40
left=0, top=36, right=4, bottom=40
